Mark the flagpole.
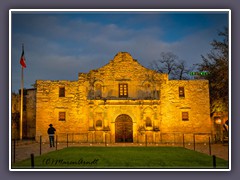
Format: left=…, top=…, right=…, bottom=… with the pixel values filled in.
left=20, top=44, right=24, bottom=140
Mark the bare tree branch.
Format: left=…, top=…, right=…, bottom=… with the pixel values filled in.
left=150, top=52, right=193, bottom=80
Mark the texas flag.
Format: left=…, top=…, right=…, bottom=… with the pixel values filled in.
left=20, top=49, right=26, bottom=68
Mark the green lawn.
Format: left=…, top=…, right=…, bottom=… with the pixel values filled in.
left=12, top=147, right=228, bottom=169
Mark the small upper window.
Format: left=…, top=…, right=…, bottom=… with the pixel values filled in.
left=119, top=84, right=128, bottom=98
left=59, top=87, right=65, bottom=97
left=59, top=112, right=66, bottom=121
left=182, top=112, right=189, bottom=121
left=179, top=87, right=185, bottom=98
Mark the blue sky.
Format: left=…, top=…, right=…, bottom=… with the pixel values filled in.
left=11, top=10, right=229, bottom=92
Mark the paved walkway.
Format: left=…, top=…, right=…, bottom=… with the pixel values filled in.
left=11, top=141, right=229, bottom=164
left=184, top=143, right=229, bottom=160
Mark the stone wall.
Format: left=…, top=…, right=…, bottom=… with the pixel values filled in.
left=36, top=80, right=89, bottom=142
left=35, top=52, right=212, bottom=143
left=160, top=80, right=212, bottom=142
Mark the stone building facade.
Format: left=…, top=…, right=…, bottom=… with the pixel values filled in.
left=35, top=52, right=212, bottom=143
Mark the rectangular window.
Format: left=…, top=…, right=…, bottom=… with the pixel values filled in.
left=59, top=112, right=66, bottom=121
left=59, top=87, right=65, bottom=97
left=179, top=87, right=185, bottom=98
left=119, top=84, right=128, bottom=97
left=146, top=117, right=152, bottom=127
left=182, top=112, right=189, bottom=121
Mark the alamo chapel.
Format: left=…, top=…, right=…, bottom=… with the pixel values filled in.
left=30, top=52, right=212, bottom=143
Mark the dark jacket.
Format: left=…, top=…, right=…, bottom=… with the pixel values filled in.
left=47, top=127, right=56, bottom=135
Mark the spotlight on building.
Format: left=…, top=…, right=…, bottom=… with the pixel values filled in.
left=215, top=118, right=222, bottom=124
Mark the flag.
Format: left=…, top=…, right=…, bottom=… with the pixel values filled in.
left=20, top=49, right=26, bottom=68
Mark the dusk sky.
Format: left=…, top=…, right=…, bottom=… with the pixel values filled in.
left=10, top=10, right=229, bottom=93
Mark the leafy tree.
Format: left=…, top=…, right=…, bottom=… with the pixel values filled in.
left=198, top=27, right=229, bottom=115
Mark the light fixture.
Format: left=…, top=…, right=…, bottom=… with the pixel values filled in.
left=215, top=119, right=222, bottom=124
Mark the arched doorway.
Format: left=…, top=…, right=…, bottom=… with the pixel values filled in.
left=115, top=114, right=133, bottom=143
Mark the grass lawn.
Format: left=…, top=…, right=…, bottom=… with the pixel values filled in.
left=12, top=147, right=228, bottom=169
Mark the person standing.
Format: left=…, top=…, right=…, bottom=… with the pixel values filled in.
left=47, top=124, right=56, bottom=147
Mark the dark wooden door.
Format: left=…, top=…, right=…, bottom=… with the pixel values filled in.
left=115, top=114, right=133, bottom=142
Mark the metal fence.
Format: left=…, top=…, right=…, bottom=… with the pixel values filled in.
left=11, top=132, right=224, bottom=164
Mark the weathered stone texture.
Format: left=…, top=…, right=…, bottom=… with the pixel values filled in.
left=35, top=52, right=212, bottom=143
left=161, top=80, right=211, bottom=132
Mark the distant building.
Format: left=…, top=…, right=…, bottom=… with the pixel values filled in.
left=11, top=88, right=36, bottom=139
left=31, top=52, right=213, bottom=143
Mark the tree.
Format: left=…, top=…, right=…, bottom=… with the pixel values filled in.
left=198, top=27, right=229, bottom=115
left=173, top=60, right=193, bottom=80
left=153, top=52, right=177, bottom=75
left=150, top=52, right=192, bottom=80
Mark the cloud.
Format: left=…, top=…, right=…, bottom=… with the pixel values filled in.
left=11, top=12, right=228, bottom=92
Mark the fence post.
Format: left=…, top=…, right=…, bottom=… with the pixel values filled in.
left=67, top=134, right=68, bottom=148
left=173, top=133, right=175, bottom=145
left=193, top=134, right=196, bottom=151
left=72, top=133, right=73, bottom=144
left=40, top=136, right=42, bottom=155
left=183, top=134, right=185, bottom=148
left=31, top=153, right=34, bottom=168
left=105, top=133, right=107, bottom=147
left=110, top=133, right=112, bottom=144
left=56, top=135, right=58, bottom=150
left=212, top=155, right=216, bottom=168
left=13, top=139, right=16, bottom=163
left=209, top=137, right=212, bottom=155
left=160, top=133, right=162, bottom=144
left=145, top=134, right=147, bottom=147
left=137, top=133, right=138, bottom=144
left=92, top=132, right=93, bottom=144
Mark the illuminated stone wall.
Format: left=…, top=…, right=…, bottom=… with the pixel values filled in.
left=161, top=80, right=212, bottom=142
left=35, top=52, right=212, bottom=143
left=35, top=80, right=89, bottom=142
